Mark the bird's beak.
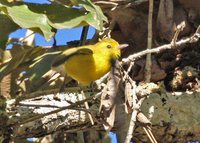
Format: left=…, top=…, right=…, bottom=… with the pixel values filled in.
left=118, top=44, right=129, bottom=50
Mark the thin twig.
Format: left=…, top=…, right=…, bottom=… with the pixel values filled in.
left=94, top=0, right=148, bottom=9
left=124, top=97, right=146, bottom=143
left=78, top=26, right=94, bottom=125
left=127, top=62, right=135, bottom=74
left=81, top=90, right=95, bottom=125
left=15, top=87, right=91, bottom=104
left=18, top=31, right=35, bottom=43
left=73, top=107, right=100, bottom=124
left=122, top=61, right=135, bottom=82
left=122, top=25, right=200, bottom=65
left=17, top=103, right=60, bottom=108
left=146, top=126, right=158, bottom=143
left=80, top=26, right=89, bottom=46
left=99, top=19, right=116, bottom=38
left=124, top=109, right=138, bottom=143
left=94, top=1, right=118, bottom=6
left=143, top=127, right=158, bottom=143
left=171, top=21, right=186, bottom=47
left=124, top=80, right=137, bottom=143
left=13, top=91, right=102, bottom=126
left=122, top=65, right=135, bottom=83
left=145, top=0, right=154, bottom=82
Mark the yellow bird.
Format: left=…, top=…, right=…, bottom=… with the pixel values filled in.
left=52, top=38, right=128, bottom=85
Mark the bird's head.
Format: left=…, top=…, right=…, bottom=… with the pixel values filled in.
left=95, top=38, right=128, bottom=60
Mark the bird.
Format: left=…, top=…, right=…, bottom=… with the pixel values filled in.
left=52, top=38, right=128, bottom=85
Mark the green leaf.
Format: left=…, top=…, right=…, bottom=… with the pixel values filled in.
left=77, top=0, right=108, bottom=31
left=50, top=0, right=108, bottom=30
left=0, top=14, right=19, bottom=49
left=0, top=45, right=44, bottom=81
left=28, top=4, right=88, bottom=29
left=0, top=1, right=107, bottom=41
left=6, top=4, right=54, bottom=41
left=26, top=50, right=61, bottom=81
left=28, top=1, right=107, bottom=31
left=0, top=45, right=32, bottom=81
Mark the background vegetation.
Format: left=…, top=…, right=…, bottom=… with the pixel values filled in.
left=1, top=0, right=200, bottom=142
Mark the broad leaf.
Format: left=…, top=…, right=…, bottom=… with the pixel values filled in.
left=49, top=0, right=107, bottom=30
left=28, top=3, right=106, bottom=31
left=6, top=4, right=54, bottom=41
left=0, top=1, right=107, bottom=41
left=26, top=50, right=61, bottom=81
left=77, top=0, right=107, bottom=31
left=0, top=14, right=19, bottom=49
left=0, top=46, right=43, bottom=81
left=27, top=4, right=89, bottom=29
left=0, top=45, right=32, bottom=81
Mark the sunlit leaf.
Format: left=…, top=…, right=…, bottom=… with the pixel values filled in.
left=6, top=4, right=54, bottom=41
left=77, top=0, right=107, bottom=31
left=48, top=0, right=107, bottom=31
left=28, top=3, right=106, bottom=30
left=28, top=4, right=88, bottom=29
left=0, top=1, right=107, bottom=42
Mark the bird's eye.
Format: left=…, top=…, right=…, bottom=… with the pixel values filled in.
left=107, top=45, right=112, bottom=48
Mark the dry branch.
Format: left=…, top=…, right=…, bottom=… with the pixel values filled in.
left=7, top=92, right=99, bottom=140
left=122, top=25, right=200, bottom=65
left=145, top=0, right=154, bottom=82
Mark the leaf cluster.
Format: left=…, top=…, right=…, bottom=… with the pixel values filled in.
left=0, top=0, right=107, bottom=97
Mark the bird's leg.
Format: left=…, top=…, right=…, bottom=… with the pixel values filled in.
left=80, top=89, right=94, bottom=125
left=54, top=75, right=68, bottom=101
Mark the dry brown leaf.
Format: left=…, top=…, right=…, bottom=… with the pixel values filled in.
left=170, top=66, right=199, bottom=90
left=99, top=65, right=121, bottom=131
left=124, top=82, right=133, bottom=113
left=137, top=112, right=151, bottom=126
left=178, top=0, right=200, bottom=10
left=109, top=8, right=148, bottom=56
left=0, top=74, right=11, bottom=99
left=137, top=82, right=160, bottom=98
left=131, top=59, right=166, bottom=82
left=157, top=0, right=175, bottom=41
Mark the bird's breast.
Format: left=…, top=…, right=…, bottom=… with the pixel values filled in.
left=64, top=54, right=111, bottom=85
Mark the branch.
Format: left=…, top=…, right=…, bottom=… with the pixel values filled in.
left=171, top=21, right=186, bottom=47
left=124, top=80, right=138, bottom=143
left=122, top=25, right=200, bottom=65
left=15, top=86, right=91, bottom=104
left=79, top=26, right=89, bottom=46
left=7, top=91, right=104, bottom=140
left=144, top=0, right=154, bottom=82
left=13, top=92, right=101, bottom=126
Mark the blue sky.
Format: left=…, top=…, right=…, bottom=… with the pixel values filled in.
left=9, top=27, right=95, bottom=46
left=9, top=0, right=118, bottom=142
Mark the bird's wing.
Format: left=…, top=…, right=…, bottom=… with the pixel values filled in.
left=51, top=48, right=93, bottom=68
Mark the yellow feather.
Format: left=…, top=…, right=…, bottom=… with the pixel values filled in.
left=52, top=38, right=123, bottom=85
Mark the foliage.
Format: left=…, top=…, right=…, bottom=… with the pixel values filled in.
left=0, top=0, right=107, bottom=84
left=0, top=0, right=108, bottom=142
